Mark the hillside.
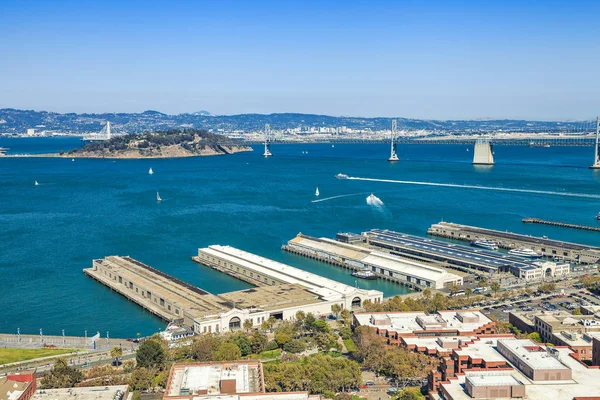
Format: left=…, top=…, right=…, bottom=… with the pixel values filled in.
left=60, top=129, right=252, bottom=158
left=0, top=108, right=591, bottom=134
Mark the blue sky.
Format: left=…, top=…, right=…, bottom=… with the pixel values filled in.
left=1, top=0, right=599, bottom=120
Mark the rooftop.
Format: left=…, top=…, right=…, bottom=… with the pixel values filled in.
left=32, top=386, right=128, bottom=400
left=0, top=379, right=26, bottom=400
left=165, top=362, right=263, bottom=399
left=354, top=310, right=492, bottom=335
left=498, top=339, right=569, bottom=371
left=453, top=338, right=509, bottom=363
left=465, top=371, right=524, bottom=387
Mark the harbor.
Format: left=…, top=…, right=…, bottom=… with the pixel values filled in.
left=427, top=221, right=600, bottom=264
left=522, top=217, right=600, bottom=232
left=85, top=248, right=383, bottom=334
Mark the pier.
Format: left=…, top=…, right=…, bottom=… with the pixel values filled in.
left=427, top=222, right=600, bottom=264
left=522, top=218, right=600, bottom=232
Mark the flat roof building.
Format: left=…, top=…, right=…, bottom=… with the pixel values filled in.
left=32, top=386, right=129, bottom=400
left=285, top=233, right=463, bottom=289
left=164, top=362, right=317, bottom=400
left=353, top=310, right=495, bottom=343
left=0, top=372, right=36, bottom=400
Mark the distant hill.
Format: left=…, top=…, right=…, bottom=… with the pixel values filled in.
left=0, top=108, right=592, bottom=134
left=57, top=129, right=252, bottom=159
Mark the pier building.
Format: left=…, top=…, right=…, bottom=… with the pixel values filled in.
left=428, top=221, right=600, bottom=264
left=86, top=250, right=383, bottom=335
left=283, top=234, right=463, bottom=289
left=359, top=229, right=570, bottom=280
left=194, top=245, right=383, bottom=310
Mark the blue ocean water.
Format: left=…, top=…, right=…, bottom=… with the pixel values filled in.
left=1, top=137, right=599, bottom=338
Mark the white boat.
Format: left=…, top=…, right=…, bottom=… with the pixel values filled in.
left=332, top=144, right=335, bottom=148
left=148, top=168, right=154, bottom=175
left=335, top=173, right=349, bottom=179
left=34, top=180, right=39, bottom=186
left=509, top=248, right=542, bottom=258
left=351, top=268, right=377, bottom=280
left=156, top=191, right=162, bottom=202
left=71, top=158, right=75, bottom=162
left=470, top=239, right=498, bottom=250
left=315, top=187, right=320, bottom=197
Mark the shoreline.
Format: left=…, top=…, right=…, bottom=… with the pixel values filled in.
left=1, top=146, right=253, bottom=159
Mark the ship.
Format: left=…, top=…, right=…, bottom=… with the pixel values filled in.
left=335, top=173, right=349, bottom=179
left=351, top=268, right=377, bottom=280
left=470, top=239, right=499, bottom=250
left=597, top=212, right=600, bottom=221
left=509, top=248, right=542, bottom=258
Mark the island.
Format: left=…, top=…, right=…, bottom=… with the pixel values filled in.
left=55, top=129, right=252, bottom=158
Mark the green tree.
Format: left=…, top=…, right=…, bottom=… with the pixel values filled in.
left=398, top=387, right=425, bottom=400
left=250, top=330, right=268, bottom=354
left=331, top=304, right=342, bottom=318
left=110, top=346, right=123, bottom=366
left=477, top=278, right=488, bottom=287
left=41, top=358, right=84, bottom=388
left=340, top=309, right=351, bottom=325
left=465, top=288, right=473, bottom=300
left=129, top=367, right=154, bottom=391
left=283, top=339, right=306, bottom=354
left=123, top=360, right=136, bottom=373
left=215, top=342, right=242, bottom=361
left=131, top=391, right=141, bottom=400
left=527, top=332, right=542, bottom=343
left=234, top=332, right=252, bottom=356
left=190, top=334, right=222, bottom=361
left=448, top=283, right=460, bottom=296
left=275, top=332, right=292, bottom=347
left=136, top=340, right=166, bottom=369
left=490, top=281, right=501, bottom=297
left=295, top=310, right=306, bottom=322
left=573, top=308, right=583, bottom=316
left=310, top=319, right=330, bottom=333
left=243, top=319, right=254, bottom=332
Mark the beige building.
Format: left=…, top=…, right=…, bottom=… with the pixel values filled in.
left=496, top=339, right=571, bottom=381
left=464, top=372, right=526, bottom=399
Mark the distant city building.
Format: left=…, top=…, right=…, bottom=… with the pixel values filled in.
left=26, top=128, right=34, bottom=136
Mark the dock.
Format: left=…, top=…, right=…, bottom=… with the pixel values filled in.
left=522, top=218, right=600, bottom=232
left=427, top=222, right=600, bottom=264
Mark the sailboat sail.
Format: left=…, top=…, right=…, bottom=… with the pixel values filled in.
left=156, top=191, right=162, bottom=202
left=315, top=187, right=320, bottom=197
left=149, top=168, right=154, bottom=175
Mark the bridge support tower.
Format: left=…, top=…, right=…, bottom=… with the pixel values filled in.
left=388, top=119, right=399, bottom=162
left=472, top=139, right=494, bottom=165
left=262, top=124, right=272, bottom=157
left=590, top=117, right=600, bottom=169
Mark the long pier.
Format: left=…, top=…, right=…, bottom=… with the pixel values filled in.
left=522, top=218, right=600, bottom=233
left=427, top=221, right=600, bottom=264
left=238, top=137, right=596, bottom=146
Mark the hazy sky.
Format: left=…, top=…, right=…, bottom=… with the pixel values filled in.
left=1, top=0, right=599, bottom=120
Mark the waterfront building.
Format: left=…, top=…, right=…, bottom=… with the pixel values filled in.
left=285, top=233, right=463, bottom=289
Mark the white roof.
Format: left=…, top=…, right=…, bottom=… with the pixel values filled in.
left=465, top=372, right=523, bottom=387
left=439, top=347, right=600, bottom=400
left=498, top=339, right=569, bottom=371
left=454, top=338, right=508, bottom=363
left=202, top=245, right=381, bottom=301
left=292, top=236, right=462, bottom=285
left=354, top=310, right=492, bottom=334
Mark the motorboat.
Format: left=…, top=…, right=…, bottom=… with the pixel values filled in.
left=509, top=248, right=542, bottom=258
left=470, top=239, right=499, bottom=250
left=351, top=268, right=377, bottom=280
left=335, top=173, right=349, bottom=179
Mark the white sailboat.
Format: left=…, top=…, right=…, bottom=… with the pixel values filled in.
left=156, top=191, right=162, bottom=202
left=148, top=167, right=154, bottom=175
left=71, top=158, right=75, bottom=161
left=34, top=180, right=39, bottom=186
left=315, top=187, right=320, bottom=197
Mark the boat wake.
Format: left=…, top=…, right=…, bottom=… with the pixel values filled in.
left=348, top=176, right=600, bottom=199
left=311, top=192, right=370, bottom=203
left=366, top=194, right=384, bottom=207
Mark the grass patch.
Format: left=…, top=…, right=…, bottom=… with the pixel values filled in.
left=0, top=348, right=76, bottom=365
left=343, top=338, right=358, bottom=352
left=258, top=349, right=282, bottom=359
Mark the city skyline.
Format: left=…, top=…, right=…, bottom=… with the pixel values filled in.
left=1, top=0, right=599, bottom=120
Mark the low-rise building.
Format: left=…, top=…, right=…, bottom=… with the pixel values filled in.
left=164, top=361, right=318, bottom=400
left=496, top=339, right=572, bottom=381
left=354, top=310, right=496, bottom=344
left=0, top=372, right=36, bottom=400
left=32, top=386, right=128, bottom=400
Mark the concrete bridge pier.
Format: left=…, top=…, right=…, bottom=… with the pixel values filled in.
left=590, top=117, right=600, bottom=169
left=472, top=139, right=495, bottom=165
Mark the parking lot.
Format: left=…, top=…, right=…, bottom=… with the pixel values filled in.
left=481, top=288, right=600, bottom=322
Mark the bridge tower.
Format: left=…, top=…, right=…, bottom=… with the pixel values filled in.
left=591, top=117, right=600, bottom=169
left=105, top=121, right=111, bottom=140
left=472, top=139, right=495, bottom=165
left=262, top=124, right=273, bottom=157
left=388, top=119, right=399, bottom=162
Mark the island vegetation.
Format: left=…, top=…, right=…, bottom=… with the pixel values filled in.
left=59, top=129, right=251, bottom=158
